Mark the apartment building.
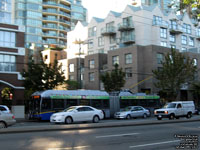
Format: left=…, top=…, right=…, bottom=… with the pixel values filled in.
left=86, top=5, right=200, bottom=55
left=0, top=0, right=25, bottom=105
left=84, top=44, right=200, bottom=100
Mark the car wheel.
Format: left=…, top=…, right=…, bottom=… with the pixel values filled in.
left=126, top=114, right=131, bottom=119
left=186, top=113, right=192, bottom=119
left=0, top=122, right=6, bottom=129
left=169, top=114, right=175, bottom=120
left=143, top=113, right=147, bottom=118
left=93, top=115, right=100, bottom=123
left=65, top=117, right=73, bottom=124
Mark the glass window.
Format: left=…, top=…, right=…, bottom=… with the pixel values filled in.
left=69, top=64, right=74, bottom=72
left=160, top=28, right=167, bottom=38
left=41, top=99, right=51, bottom=110
left=170, top=33, right=175, bottom=43
left=153, top=15, right=162, bottom=25
left=160, top=41, right=167, bottom=47
left=98, top=37, right=104, bottom=46
left=88, top=26, right=96, bottom=37
left=110, top=35, right=116, bottom=44
left=89, top=60, right=95, bottom=69
left=181, top=35, right=187, bottom=45
left=91, top=100, right=101, bottom=108
left=0, top=54, right=16, bottom=72
left=69, top=75, right=74, bottom=80
left=182, top=47, right=187, bottom=52
left=125, top=53, right=132, bottom=64
left=89, top=72, right=95, bottom=81
left=125, top=68, right=132, bottom=78
left=110, top=46, right=116, bottom=50
left=53, top=99, right=64, bottom=109
left=189, top=37, right=194, bottom=46
left=157, top=53, right=163, bottom=64
left=112, top=55, right=119, bottom=65
left=88, top=39, right=93, bottom=49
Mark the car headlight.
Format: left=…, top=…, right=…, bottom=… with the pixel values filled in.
left=154, top=111, right=157, bottom=114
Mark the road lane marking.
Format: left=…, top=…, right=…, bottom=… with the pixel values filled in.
left=48, top=145, right=91, bottom=150
left=129, top=140, right=180, bottom=148
left=96, top=133, right=140, bottom=138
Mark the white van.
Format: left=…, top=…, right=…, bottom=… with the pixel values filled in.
left=154, top=101, right=195, bottom=120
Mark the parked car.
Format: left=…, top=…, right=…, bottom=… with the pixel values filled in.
left=50, top=106, right=104, bottom=124
left=0, top=110, right=16, bottom=129
left=0, top=105, right=10, bottom=113
left=154, top=101, right=195, bottom=120
left=114, top=106, right=150, bottom=119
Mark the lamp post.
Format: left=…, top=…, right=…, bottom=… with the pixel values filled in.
left=73, top=39, right=85, bottom=89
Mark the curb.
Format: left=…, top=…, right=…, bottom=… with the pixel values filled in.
left=1, top=118, right=200, bottom=134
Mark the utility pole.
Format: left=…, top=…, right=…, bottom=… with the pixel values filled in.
left=73, top=39, right=85, bottom=89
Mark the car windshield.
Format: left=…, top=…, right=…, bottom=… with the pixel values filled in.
left=163, top=103, right=176, bottom=108
left=63, top=106, right=76, bottom=112
left=121, top=106, right=132, bottom=111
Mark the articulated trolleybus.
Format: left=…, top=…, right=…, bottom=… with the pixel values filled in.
left=29, top=90, right=161, bottom=120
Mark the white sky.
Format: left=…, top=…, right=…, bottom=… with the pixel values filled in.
left=82, top=0, right=132, bottom=22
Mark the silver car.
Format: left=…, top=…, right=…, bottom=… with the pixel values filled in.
left=114, top=106, right=150, bottom=119
left=0, top=110, right=16, bottom=129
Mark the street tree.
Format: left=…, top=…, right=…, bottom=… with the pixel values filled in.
left=65, top=80, right=79, bottom=90
left=191, top=81, right=200, bottom=106
left=169, top=0, right=200, bottom=20
left=100, top=64, right=125, bottom=92
left=152, top=48, right=197, bottom=101
left=21, top=57, right=66, bottom=98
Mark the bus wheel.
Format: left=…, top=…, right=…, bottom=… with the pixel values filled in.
left=93, top=115, right=100, bottom=123
left=126, top=114, right=131, bottom=119
left=65, top=117, right=73, bottom=124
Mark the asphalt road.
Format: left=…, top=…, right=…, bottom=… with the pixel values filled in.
left=0, top=121, right=199, bottom=150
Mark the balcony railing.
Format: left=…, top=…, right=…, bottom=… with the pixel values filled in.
left=43, top=17, right=59, bottom=22
left=59, top=12, right=71, bottom=18
left=43, top=2, right=59, bottom=6
left=152, top=20, right=169, bottom=28
left=59, top=4, right=71, bottom=11
left=121, top=35, right=135, bottom=44
left=43, top=25, right=58, bottom=29
left=169, top=25, right=183, bottom=34
left=59, top=19, right=71, bottom=25
left=43, top=9, right=58, bottom=14
left=101, top=26, right=116, bottom=36
left=43, top=33, right=58, bottom=37
left=118, top=22, right=134, bottom=31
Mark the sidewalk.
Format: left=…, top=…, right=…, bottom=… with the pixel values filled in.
left=1, top=117, right=200, bottom=134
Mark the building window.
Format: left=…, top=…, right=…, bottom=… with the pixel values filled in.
left=160, top=28, right=167, bottom=38
left=89, top=72, right=95, bottom=81
left=160, top=41, right=167, bottom=47
left=110, top=35, right=116, bottom=44
left=69, top=64, right=74, bottom=72
left=171, top=45, right=176, bottom=49
left=181, top=35, right=187, bottom=45
left=156, top=53, right=163, bottom=64
left=125, top=53, right=132, bottom=64
left=0, top=31, right=16, bottom=47
left=170, top=20, right=177, bottom=30
left=189, top=37, right=194, bottom=46
left=88, top=26, right=96, bottom=37
left=88, top=39, right=93, bottom=49
left=98, top=49, right=104, bottom=53
left=69, top=75, right=74, bottom=80
left=196, top=28, right=200, bottom=37
left=98, top=37, right=104, bottom=46
left=125, top=68, right=132, bottom=78
left=0, top=54, right=16, bottom=72
left=193, top=59, right=197, bottom=66
left=153, top=15, right=162, bottom=25
left=183, top=23, right=191, bottom=34
left=89, top=60, right=95, bottom=69
left=112, top=55, right=119, bottom=65
left=182, top=47, right=187, bottom=52
left=110, top=46, right=116, bottom=50
left=170, top=33, right=175, bottom=43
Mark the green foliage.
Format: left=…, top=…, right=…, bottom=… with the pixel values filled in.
left=65, top=80, right=79, bottom=90
left=21, top=56, right=66, bottom=98
left=152, top=48, right=197, bottom=101
left=191, top=81, right=200, bottom=106
left=1, top=87, right=13, bottom=100
left=100, top=64, right=125, bottom=92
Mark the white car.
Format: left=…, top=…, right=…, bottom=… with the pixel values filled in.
left=114, top=106, right=150, bottom=119
left=50, top=106, right=104, bottom=124
left=0, top=111, right=16, bottom=129
left=0, top=105, right=10, bottom=113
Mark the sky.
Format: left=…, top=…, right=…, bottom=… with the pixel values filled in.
left=82, top=0, right=132, bottom=22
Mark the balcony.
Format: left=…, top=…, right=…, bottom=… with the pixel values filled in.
left=101, top=26, right=116, bottom=36
left=118, top=22, right=134, bottom=31
left=43, top=33, right=58, bottom=38
left=43, top=2, right=59, bottom=7
left=59, top=4, right=71, bottom=12
left=43, top=9, right=58, bottom=14
left=59, top=19, right=71, bottom=26
left=121, top=35, right=135, bottom=44
left=196, top=34, right=200, bottom=40
left=59, top=12, right=71, bottom=18
left=169, top=25, right=183, bottom=34
left=152, top=20, right=168, bottom=28
left=43, top=17, right=59, bottom=22
left=43, top=25, right=58, bottom=30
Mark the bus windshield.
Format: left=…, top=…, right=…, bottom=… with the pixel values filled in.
left=63, top=106, right=77, bottom=112
left=164, top=103, right=176, bottom=108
